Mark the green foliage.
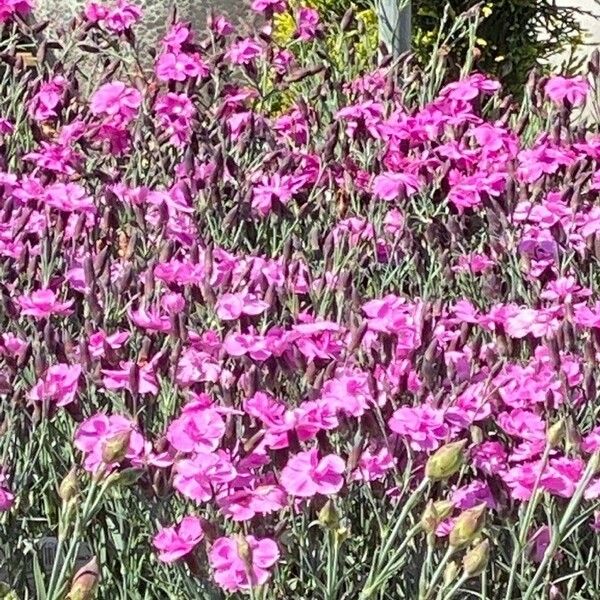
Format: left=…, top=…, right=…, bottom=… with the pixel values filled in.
left=276, top=0, right=597, bottom=90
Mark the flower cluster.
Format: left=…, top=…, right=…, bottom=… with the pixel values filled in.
left=1, top=0, right=600, bottom=598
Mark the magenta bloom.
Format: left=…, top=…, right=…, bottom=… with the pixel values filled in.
left=155, top=92, right=196, bottom=146
left=28, top=364, right=81, bottom=407
left=74, top=414, right=147, bottom=473
left=296, top=7, right=319, bottom=40
left=104, top=0, right=142, bottom=32
left=90, top=81, right=142, bottom=124
left=251, top=0, right=286, bottom=12
left=43, top=182, right=95, bottom=214
left=209, top=535, right=279, bottom=592
left=545, top=75, right=589, bottom=108
left=174, top=452, right=237, bottom=502
left=27, top=76, right=67, bottom=121
left=218, top=484, right=286, bottom=521
left=155, top=52, right=210, bottom=82
left=388, top=405, right=449, bottom=452
left=226, top=38, right=263, bottom=65
left=153, top=515, right=203, bottom=563
left=280, top=449, right=345, bottom=497
left=18, top=289, right=74, bottom=319
left=0, top=477, right=13, bottom=512
left=167, top=402, right=226, bottom=454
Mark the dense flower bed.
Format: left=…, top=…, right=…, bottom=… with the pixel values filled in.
left=1, top=0, right=600, bottom=598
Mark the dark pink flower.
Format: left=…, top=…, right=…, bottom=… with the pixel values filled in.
left=153, top=515, right=203, bottom=563
left=389, top=405, right=449, bottom=452
left=90, top=81, right=142, bottom=124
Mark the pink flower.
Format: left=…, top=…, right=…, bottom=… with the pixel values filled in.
left=153, top=515, right=203, bottom=563
left=167, top=402, right=226, bottom=454
left=74, top=414, right=147, bottom=473
left=155, top=92, right=196, bottom=146
left=216, top=292, right=269, bottom=320
left=388, top=405, right=449, bottom=452
left=88, top=330, right=129, bottom=359
left=0, top=484, right=13, bottom=511
left=218, top=484, right=287, bottom=521
left=209, top=535, right=279, bottom=592
left=155, top=52, right=210, bottom=82
left=452, top=480, right=496, bottom=510
left=43, top=182, right=95, bottom=213
left=497, top=409, right=546, bottom=441
left=210, top=14, right=234, bottom=36
left=0, top=333, right=28, bottom=360
left=296, top=7, right=319, bottom=40
left=18, top=289, right=74, bottom=319
left=280, top=449, right=345, bottom=497
left=251, top=0, right=286, bottom=12
left=0, top=0, right=32, bottom=22
left=28, top=364, right=81, bottom=407
left=226, top=38, right=263, bottom=65
left=545, top=75, right=589, bottom=108
left=101, top=360, right=159, bottom=396
left=174, top=452, right=237, bottom=502
left=351, top=447, right=395, bottom=482
left=104, top=0, right=142, bottom=32
left=472, top=441, right=508, bottom=476
left=28, top=76, right=67, bottom=121
left=90, top=81, right=142, bottom=124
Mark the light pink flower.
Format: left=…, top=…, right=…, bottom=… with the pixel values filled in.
left=296, top=7, right=319, bottom=40
left=74, top=414, right=147, bottom=473
left=153, top=515, right=203, bottom=563
left=167, top=402, right=226, bottom=454
left=174, top=452, right=237, bottom=502
left=545, top=75, right=589, bottom=108
left=155, top=52, right=210, bottom=82
left=209, top=535, right=279, bottom=592
left=280, top=449, right=345, bottom=497
left=389, top=405, right=449, bottom=452
left=226, top=38, right=263, bottom=65
left=28, top=364, right=81, bottom=407
left=18, top=289, right=74, bottom=319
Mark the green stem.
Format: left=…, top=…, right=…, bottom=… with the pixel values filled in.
left=421, top=546, right=455, bottom=600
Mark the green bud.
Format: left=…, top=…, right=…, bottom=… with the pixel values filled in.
left=462, top=539, right=490, bottom=577
left=420, top=500, right=439, bottom=534
left=547, top=420, right=565, bottom=448
left=67, top=556, right=100, bottom=600
left=106, top=468, right=143, bottom=488
left=236, top=535, right=253, bottom=571
left=433, top=500, right=455, bottom=521
left=59, top=467, right=79, bottom=504
left=443, top=560, right=459, bottom=588
left=318, top=499, right=340, bottom=530
left=449, top=503, right=487, bottom=549
left=425, top=440, right=467, bottom=481
left=101, top=430, right=131, bottom=464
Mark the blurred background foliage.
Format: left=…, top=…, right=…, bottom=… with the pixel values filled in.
left=274, top=0, right=598, bottom=91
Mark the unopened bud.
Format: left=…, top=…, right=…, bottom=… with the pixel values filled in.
left=236, top=535, right=253, bottom=570
left=101, top=430, right=131, bottom=464
left=449, top=504, right=487, bottom=549
left=318, top=499, right=340, bottom=530
left=462, top=539, right=490, bottom=577
left=67, top=556, right=100, bottom=600
left=425, top=440, right=467, bottom=481
left=59, top=468, right=79, bottom=504
left=421, top=500, right=439, bottom=534
left=443, top=560, right=459, bottom=587
left=547, top=420, right=565, bottom=448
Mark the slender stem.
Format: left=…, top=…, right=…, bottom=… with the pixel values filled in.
left=421, top=546, right=455, bottom=600
left=522, top=453, right=600, bottom=600
left=441, top=574, right=468, bottom=600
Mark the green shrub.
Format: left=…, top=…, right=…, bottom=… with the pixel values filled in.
left=274, top=0, right=597, bottom=90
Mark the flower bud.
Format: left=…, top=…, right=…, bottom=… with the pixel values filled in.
left=59, top=468, right=79, bottom=504
left=433, top=500, right=455, bottom=521
left=236, top=535, right=253, bottom=571
left=420, top=500, right=439, bottom=534
left=462, top=539, right=490, bottom=577
left=318, top=499, right=340, bottom=530
left=547, top=420, right=565, bottom=448
left=67, top=556, right=100, bottom=600
left=101, top=430, right=131, bottom=464
left=443, top=560, right=459, bottom=588
left=449, top=504, right=487, bottom=549
left=425, top=440, right=467, bottom=481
